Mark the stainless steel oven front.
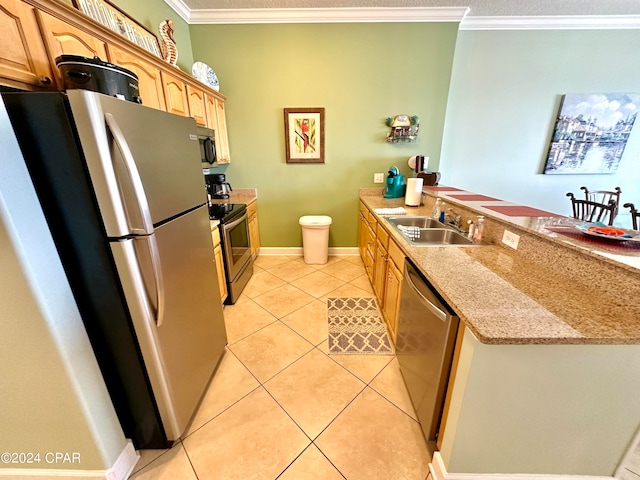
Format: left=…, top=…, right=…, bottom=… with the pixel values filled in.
left=219, top=208, right=253, bottom=304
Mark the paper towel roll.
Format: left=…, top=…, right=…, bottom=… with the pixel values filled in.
left=404, top=178, right=423, bottom=206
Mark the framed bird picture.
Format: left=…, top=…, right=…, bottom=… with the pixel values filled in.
left=284, top=108, right=325, bottom=164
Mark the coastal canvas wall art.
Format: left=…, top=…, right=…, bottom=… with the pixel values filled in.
left=543, top=93, right=640, bottom=174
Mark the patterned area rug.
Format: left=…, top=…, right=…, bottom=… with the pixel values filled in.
left=327, top=297, right=394, bottom=355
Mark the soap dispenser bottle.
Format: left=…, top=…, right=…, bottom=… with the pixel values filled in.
left=473, top=215, right=485, bottom=242
left=432, top=198, right=442, bottom=219
left=438, top=202, right=446, bottom=223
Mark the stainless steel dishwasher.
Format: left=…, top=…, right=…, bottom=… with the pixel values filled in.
left=396, top=258, right=460, bottom=447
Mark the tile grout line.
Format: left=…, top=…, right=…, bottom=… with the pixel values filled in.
left=189, top=257, right=399, bottom=479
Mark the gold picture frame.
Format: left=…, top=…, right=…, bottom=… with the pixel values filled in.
left=284, top=108, right=325, bottom=164
left=72, top=0, right=162, bottom=58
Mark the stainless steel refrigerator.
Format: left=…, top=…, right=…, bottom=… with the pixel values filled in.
left=2, top=90, right=227, bottom=448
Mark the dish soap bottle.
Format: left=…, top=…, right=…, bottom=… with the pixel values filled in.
left=473, top=215, right=485, bottom=242
left=439, top=202, right=446, bottom=223
left=432, top=198, right=442, bottom=219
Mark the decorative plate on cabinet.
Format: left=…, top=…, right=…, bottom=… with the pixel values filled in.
left=192, top=62, right=219, bottom=91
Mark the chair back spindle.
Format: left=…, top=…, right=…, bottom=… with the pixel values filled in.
left=579, top=186, right=621, bottom=220
left=566, top=192, right=617, bottom=226
left=624, top=203, right=640, bottom=230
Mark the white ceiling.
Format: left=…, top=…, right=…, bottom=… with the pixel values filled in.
left=176, top=0, right=640, bottom=17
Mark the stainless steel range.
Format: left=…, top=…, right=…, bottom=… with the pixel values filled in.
left=209, top=203, right=253, bottom=304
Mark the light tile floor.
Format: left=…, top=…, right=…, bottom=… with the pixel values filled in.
left=130, top=255, right=432, bottom=480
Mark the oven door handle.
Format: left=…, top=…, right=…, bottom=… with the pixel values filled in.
left=223, top=211, right=249, bottom=232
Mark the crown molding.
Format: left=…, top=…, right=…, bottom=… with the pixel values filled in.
left=164, top=0, right=191, bottom=23
left=459, top=14, right=640, bottom=30
left=163, top=3, right=469, bottom=24
left=162, top=1, right=640, bottom=30
left=188, top=7, right=470, bottom=24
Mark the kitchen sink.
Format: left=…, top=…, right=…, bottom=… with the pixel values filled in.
left=386, top=216, right=446, bottom=229
left=385, top=216, right=479, bottom=246
left=407, top=228, right=474, bottom=245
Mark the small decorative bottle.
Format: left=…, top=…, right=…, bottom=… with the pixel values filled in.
left=432, top=198, right=442, bottom=219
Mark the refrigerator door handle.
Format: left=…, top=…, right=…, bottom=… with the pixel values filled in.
left=104, top=112, right=154, bottom=235
left=146, top=233, right=166, bottom=327
left=105, top=112, right=165, bottom=326
left=110, top=239, right=180, bottom=437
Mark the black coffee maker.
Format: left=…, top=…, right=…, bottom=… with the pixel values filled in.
left=205, top=173, right=232, bottom=200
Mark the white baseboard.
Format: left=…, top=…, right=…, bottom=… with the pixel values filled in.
left=0, top=440, right=139, bottom=480
left=106, top=441, right=138, bottom=480
left=257, top=247, right=359, bottom=256
left=429, top=452, right=614, bottom=480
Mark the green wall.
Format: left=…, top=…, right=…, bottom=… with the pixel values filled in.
left=190, top=22, right=458, bottom=247
left=440, top=29, right=640, bottom=227
left=110, top=0, right=194, bottom=72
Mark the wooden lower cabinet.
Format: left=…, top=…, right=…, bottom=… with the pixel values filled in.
left=362, top=215, right=376, bottom=283
left=211, top=224, right=227, bottom=303
left=358, top=210, right=368, bottom=259
left=107, top=45, right=165, bottom=110
left=247, top=201, right=260, bottom=259
left=0, top=0, right=55, bottom=90
left=373, top=237, right=387, bottom=305
left=358, top=201, right=404, bottom=343
left=382, top=234, right=405, bottom=342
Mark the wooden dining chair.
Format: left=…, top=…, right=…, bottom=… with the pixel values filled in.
left=566, top=192, right=617, bottom=226
left=624, top=203, right=640, bottom=230
left=580, top=186, right=621, bottom=219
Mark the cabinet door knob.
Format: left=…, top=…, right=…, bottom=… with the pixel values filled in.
left=40, top=76, right=52, bottom=85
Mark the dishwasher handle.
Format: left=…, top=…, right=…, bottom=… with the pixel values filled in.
left=405, top=263, right=448, bottom=322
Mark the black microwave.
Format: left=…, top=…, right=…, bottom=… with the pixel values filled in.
left=196, top=126, right=217, bottom=165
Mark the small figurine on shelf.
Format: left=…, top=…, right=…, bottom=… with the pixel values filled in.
left=159, top=19, right=178, bottom=66
left=386, top=115, right=420, bottom=143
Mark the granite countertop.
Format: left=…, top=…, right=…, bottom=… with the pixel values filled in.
left=360, top=188, right=640, bottom=346
left=209, top=188, right=257, bottom=206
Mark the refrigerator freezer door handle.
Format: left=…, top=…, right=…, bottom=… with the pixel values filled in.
left=104, top=112, right=154, bottom=235
left=147, top=232, right=166, bottom=327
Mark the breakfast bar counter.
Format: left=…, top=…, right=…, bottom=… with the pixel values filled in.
left=360, top=188, right=640, bottom=346
left=360, top=188, right=640, bottom=478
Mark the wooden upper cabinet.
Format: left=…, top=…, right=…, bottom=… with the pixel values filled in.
left=204, top=93, right=231, bottom=163
left=161, top=70, right=189, bottom=117
left=107, top=45, right=165, bottom=111
left=36, top=10, right=107, bottom=89
left=212, top=96, right=231, bottom=163
left=0, top=0, right=55, bottom=89
left=186, top=84, right=207, bottom=126
left=204, top=92, right=219, bottom=131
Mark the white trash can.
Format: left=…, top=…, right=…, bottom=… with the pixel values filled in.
left=299, top=215, right=332, bottom=264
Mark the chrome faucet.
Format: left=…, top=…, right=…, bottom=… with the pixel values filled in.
left=444, top=208, right=464, bottom=233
